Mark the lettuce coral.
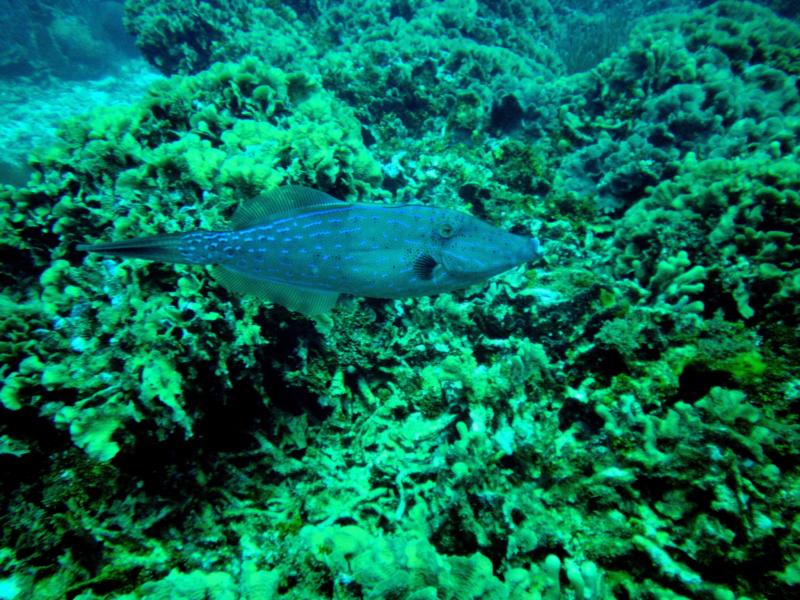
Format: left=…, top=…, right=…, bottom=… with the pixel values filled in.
left=613, top=154, right=800, bottom=327
left=123, top=0, right=313, bottom=76
left=0, top=56, right=381, bottom=465
left=1, top=2, right=799, bottom=600
left=551, top=0, right=800, bottom=212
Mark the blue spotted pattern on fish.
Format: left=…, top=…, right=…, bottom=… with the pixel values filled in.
left=78, top=186, right=543, bottom=315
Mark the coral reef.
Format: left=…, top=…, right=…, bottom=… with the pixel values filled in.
left=0, top=1, right=798, bottom=599
left=1, top=56, right=381, bottom=463
left=123, top=0, right=312, bottom=76
left=0, top=0, right=137, bottom=79
left=125, top=0, right=561, bottom=145
left=549, top=0, right=800, bottom=212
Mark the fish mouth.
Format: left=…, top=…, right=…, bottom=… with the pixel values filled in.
left=441, top=235, right=542, bottom=278
left=528, top=237, right=544, bottom=260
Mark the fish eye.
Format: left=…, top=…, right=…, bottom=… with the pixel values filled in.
left=437, top=222, right=456, bottom=238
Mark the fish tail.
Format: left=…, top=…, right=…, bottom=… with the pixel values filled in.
left=77, top=232, right=215, bottom=265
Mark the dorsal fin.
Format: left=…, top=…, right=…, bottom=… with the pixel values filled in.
left=231, top=185, right=345, bottom=230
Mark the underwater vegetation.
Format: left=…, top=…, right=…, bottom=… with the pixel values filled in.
left=0, top=0, right=799, bottom=598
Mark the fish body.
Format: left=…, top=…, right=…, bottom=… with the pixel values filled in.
left=79, top=186, right=542, bottom=315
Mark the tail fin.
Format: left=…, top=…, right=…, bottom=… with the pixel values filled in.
left=77, top=232, right=204, bottom=265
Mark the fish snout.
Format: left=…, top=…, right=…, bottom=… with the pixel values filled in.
left=505, top=234, right=543, bottom=269
left=441, top=233, right=542, bottom=279
left=527, top=236, right=544, bottom=261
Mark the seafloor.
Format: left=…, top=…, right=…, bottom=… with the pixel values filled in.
left=1, top=0, right=799, bottom=598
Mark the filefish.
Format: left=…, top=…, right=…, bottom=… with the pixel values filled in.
left=78, top=186, right=543, bottom=315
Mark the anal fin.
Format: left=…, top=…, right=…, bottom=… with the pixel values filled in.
left=210, top=266, right=339, bottom=316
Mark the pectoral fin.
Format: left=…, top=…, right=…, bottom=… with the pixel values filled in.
left=210, top=266, right=339, bottom=316
left=412, top=252, right=438, bottom=281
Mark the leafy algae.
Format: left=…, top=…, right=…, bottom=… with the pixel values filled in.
left=0, top=1, right=799, bottom=599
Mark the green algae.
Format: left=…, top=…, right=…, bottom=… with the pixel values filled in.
left=0, top=1, right=799, bottom=599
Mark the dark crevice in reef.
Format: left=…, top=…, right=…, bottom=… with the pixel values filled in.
left=489, top=94, right=524, bottom=135
left=675, top=362, right=733, bottom=404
